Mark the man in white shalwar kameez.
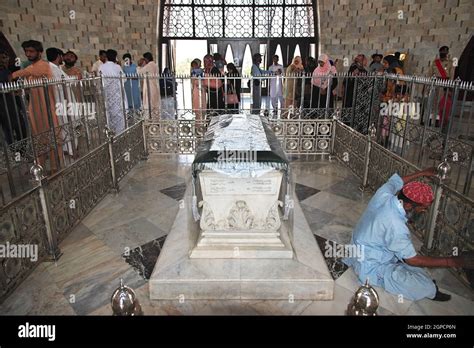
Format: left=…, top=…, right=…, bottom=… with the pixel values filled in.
left=268, top=55, right=284, bottom=113
left=47, top=47, right=78, bottom=157
left=137, top=52, right=160, bottom=119
left=99, top=49, right=127, bottom=134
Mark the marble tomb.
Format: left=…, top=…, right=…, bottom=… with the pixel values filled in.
left=149, top=114, right=334, bottom=300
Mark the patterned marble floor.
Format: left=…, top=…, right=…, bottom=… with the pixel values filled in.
left=0, top=154, right=473, bottom=315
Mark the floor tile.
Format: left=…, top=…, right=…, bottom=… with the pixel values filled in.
left=314, top=235, right=349, bottom=280
left=160, top=182, right=187, bottom=201
left=0, top=263, right=75, bottom=315
left=124, top=236, right=167, bottom=280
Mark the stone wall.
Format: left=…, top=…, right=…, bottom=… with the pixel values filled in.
left=1, top=0, right=472, bottom=76
left=318, top=0, right=473, bottom=75
left=0, top=0, right=158, bottom=73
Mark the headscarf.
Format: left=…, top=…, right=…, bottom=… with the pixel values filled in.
left=312, top=54, right=336, bottom=88
left=354, top=54, right=367, bottom=69
left=286, top=56, right=304, bottom=77
left=402, top=182, right=434, bottom=205
left=291, top=56, right=304, bottom=71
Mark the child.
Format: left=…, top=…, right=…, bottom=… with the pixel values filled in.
left=190, top=59, right=204, bottom=77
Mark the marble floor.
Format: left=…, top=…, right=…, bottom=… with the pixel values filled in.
left=0, top=154, right=473, bottom=315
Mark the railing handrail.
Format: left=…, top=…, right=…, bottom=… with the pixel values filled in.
left=2, top=73, right=473, bottom=92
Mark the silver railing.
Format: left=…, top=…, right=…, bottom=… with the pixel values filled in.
left=2, top=73, right=472, bottom=203
left=129, top=73, right=473, bottom=195
left=0, top=120, right=147, bottom=304
left=0, top=76, right=108, bottom=205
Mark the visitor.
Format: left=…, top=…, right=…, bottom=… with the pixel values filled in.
left=160, top=67, right=175, bottom=97
left=428, top=46, right=455, bottom=135
left=343, top=54, right=368, bottom=108
left=99, top=49, right=127, bottom=134
left=394, top=51, right=403, bottom=68
left=213, top=53, right=226, bottom=75
left=122, top=53, right=141, bottom=110
left=284, top=56, right=304, bottom=112
left=191, top=59, right=206, bottom=119
left=379, top=55, right=406, bottom=148
left=430, top=46, right=454, bottom=80
left=91, top=50, right=106, bottom=76
left=303, top=56, right=317, bottom=110
left=190, top=59, right=204, bottom=77
left=369, top=53, right=384, bottom=74
left=250, top=53, right=270, bottom=114
left=203, top=54, right=215, bottom=74
left=137, top=52, right=160, bottom=116
left=225, top=62, right=241, bottom=113
left=268, top=55, right=284, bottom=115
left=0, top=48, right=27, bottom=144
left=47, top=47, right=77, bottom=158
left=311, top=54, right=338, bottom=108
left=46, top=47, right=67, bottom=80
left=204, top=66, right=225, bottom=111
left=62, top=50, right=82, bottom=79
left=11, top=40, right=63, bottom=172
left=343, top=167, right=474, bottom=301
left=383, top=54, right=406, bottom=96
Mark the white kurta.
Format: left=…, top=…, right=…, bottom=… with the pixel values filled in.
left=91, top=60, right=103, bottom=75
left=49, top=62, right=67, bottom=111
left=50, top=62, right=78, bottom=155
left=99, top=62, right=127, bottom=134
left=137, top=61, right=160, bottom=116
left=268, top=64, right=284, bottom=98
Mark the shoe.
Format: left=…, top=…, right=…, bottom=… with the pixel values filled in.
left=431, top=281, right=451, bottom=301
left=432, top=290, right=451, bottom=301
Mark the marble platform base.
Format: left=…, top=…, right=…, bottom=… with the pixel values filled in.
left=190, top=227, right=294, bottom=258
left=149, top=190, right=334, bottom=300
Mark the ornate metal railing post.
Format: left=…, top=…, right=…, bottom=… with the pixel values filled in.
left=422, top=160, right=451, bottom=254
left=417, top=77, right=437, bottom=164
left=463, top=148, right=473, bottom=196
left=145, top=72, right=152, bottom=120
left=98, top=72, right=108, bottom=144
left=324, top=75, right=333, bottom=118
left=442, top=78, right=461, bottom=160
left=350, top=75, right=358, bottom=128
left=1, top=128, right=16, bottom=198
left=141, top=119, right=149, bottom=160
left=42, top=77, right=62, bottom=171
left=119, top=71, right=128, bottom=129
left=329, top=113, right=339, bottom=161
left=400, top=75, right=416, bottom=157
left=105, top=126, right=119, bottom=192
left=360, top=123, right=376, bottom=191
left=30, top=162, right=62, bottom=261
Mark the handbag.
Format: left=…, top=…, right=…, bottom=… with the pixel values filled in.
left=226, top=84, right=239, bottom=105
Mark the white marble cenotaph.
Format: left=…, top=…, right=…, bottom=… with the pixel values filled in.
left=149, top=114, right=334, bottom=300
